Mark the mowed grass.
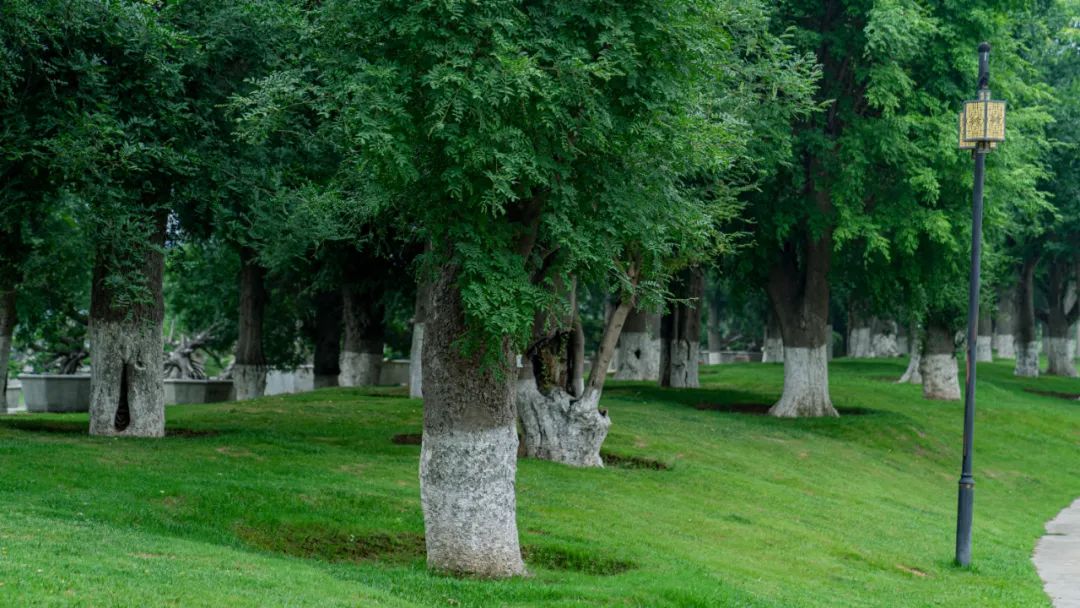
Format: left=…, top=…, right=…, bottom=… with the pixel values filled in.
left=1, top=358, right=1079, bottom=607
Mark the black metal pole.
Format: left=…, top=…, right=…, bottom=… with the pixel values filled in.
left=956, top=41, right=991, bottom=567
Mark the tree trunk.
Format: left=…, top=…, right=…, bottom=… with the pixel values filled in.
left=409, top=281, right=430, bottom=399
left=847, top=307, right=873, bottom=358
left=976, top=306, right=994, bottom=363
left=993, top=284, right=1017, bottom=358
left=234, top=248, right=267, bottom=400
left=341, top=284, right=384, bottom=387
left=0, top=290, right=15, bottom=406
left=614, top=308, right=660, bottom=380
left=766, top=229, right=837, bottom=417
left=762, top=309, right=784, bottom=363
left=89, top=214, right=166, bottom=437
left=312, top=290, right=342, bottom=389
left=517, top=279, right=611, bottom=467
left=706, top=291, right=723, bottom=364
left=920, top=319, right=960, bottom=400
left=870, top=318, right=899, bottom=358
left=1044, top=259, right=1078, bottom=377
left=1015, top=257, right=1039, bottom=377
left=420, top=265, right=524, bottom=577
left=898, top=323, right=922, bottom=385
left=659, top=267, right=703, bottom=388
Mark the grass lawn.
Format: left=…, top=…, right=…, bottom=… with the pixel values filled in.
left=1, top=358, right=1079, bottom=607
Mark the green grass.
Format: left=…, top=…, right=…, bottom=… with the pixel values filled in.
left=1, top=358, right=1079, bottom=607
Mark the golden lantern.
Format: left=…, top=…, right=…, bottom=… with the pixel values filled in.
left=958, top=90, right=1005, bottom=150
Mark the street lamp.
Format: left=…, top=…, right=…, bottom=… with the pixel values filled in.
left=955, top=42, right=1005, bottom=567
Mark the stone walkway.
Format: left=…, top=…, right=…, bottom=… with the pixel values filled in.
left=1035, top=498, right=1080, bottom=607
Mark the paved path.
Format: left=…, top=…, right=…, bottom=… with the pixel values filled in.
left=1035, top=498, right=1080, bottom=607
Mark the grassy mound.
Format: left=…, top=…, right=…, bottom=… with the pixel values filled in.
left=0, top=358, right=1077, bottom=606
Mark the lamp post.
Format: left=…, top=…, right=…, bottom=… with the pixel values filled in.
left=955, top=42, right=1006, bottom=567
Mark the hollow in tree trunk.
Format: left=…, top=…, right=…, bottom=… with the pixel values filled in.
left=898, top=321, right=922, bottom=384
left=235, top=248, right=267, bottom=400
left=340, top=283, right=384, bottom=387
left=976, top=306, right=993, bottom=363
left=1015, top=256, right=1039, bottom=377
left=659, top=267, right=702, bottom=388
left=614, top=308, right=659, bottom=380
left=0, top=290, right=15, bottom=405
left=312, top=290, right=342, bottom=389
left=420, top=265, right=524, bottom=577
left=993, top=284, right=1017, bottom=358
left=518, top=279, right=613, bottom=467
left=762, top=308, right=784, bottom=363
left=89, top=213, right=166, bottom=437
left=1043, top=259, right=1078, bottom=377
left=409, top=281, right=430, bottom=399
left=920, top=318, right=960, bottom=400
left=766, top=227, right=837, bottom=418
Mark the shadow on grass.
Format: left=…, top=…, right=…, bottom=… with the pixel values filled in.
left=0, top=418, right=220, bottom=438
left=237, top=522, right=636, bottom=575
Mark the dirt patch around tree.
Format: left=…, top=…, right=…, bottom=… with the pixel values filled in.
left=237, top=523, right=425, bottom=564
left=522, top=545, right=636, bottom=575
left=600, top=451, right=671, bottom=470
left=1023, top=388, right=1080, bottom=401
left=391, top=433, right=422, bottom=445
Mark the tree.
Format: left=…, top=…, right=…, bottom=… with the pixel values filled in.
left=237, top=0, right=816, bottom=577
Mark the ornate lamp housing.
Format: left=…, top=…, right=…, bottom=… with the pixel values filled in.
left=960, top=90, right=1006, bottom=149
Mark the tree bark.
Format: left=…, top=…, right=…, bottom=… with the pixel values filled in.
left=234, top=248, right=267, bottom=400
left=993, top=284, right=1017, bottom=358
left=1015, top=257, right=1040, bottom=377
left=762, top=308, right=784, bottom=363
left=409, top=281, right=430, bottom=399
left=0, top=290, right=15, bottom=407
left=614, top=308, right=660, bottom=380
left=1043, top=259, right=1078, bottom=377
left=420, top=265, right=524, bottom=577
left=659, top=267, right=702, bottom=388
left=920, top=319, right=960, bottom=400
left=766, top=228, right=837, bottom=417
left=898, top=322, right=922, bottom=384
left=89, top=213, right=166, bottom=437
left=706, top=290, right=723, bottom=364
left=517, top=279, right=611, bottom=467
left=976, top=306, right=994, bottom=363
left=312, top=290, right=342, bottom=389
left=870, top=318, right=899, bottom=358
left=340, top=283, right=384, bottom=387
left=847, top=306, right=873, bottom=358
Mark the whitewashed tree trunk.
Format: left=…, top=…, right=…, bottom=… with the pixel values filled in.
left=762, top=311, right=783, bottom=362
left=659, top=267, right=702, bottom=388
left=517, top=379, right=609, bottom=467
left=89, top=320, right=165, bottom=436
left=870, top=318, right=899, bottom=358
left=706, top=293, right=723, bottom=365
left=614, top=309, right=660, bottom=380
left=899, top=350, right=922, bottom=384
left=409, top=323, right=424, bottom=398
left=340, top=351, right=382, bottom=385
left=234, top=249, right=267, bottom=400
left=921, top=321, right=960, bottom=400
left=1015, top=341, right=1040, bottom=377
left=89, top=213, right=166, bottom=437
left=770, top=346, right=836, bottom=417
left=233, top=364, right=267, bottom=400
left=0, top=290, right=14, bottom=402
left=848, top=309, right=873, bottom=358
left=994, top=285, right=1018, bottom=358
left=975, top=311, right=993, bottom=362
left=420, top=266, right=523, bottom=577
left=1045, top=337, right=1078, bottom=377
